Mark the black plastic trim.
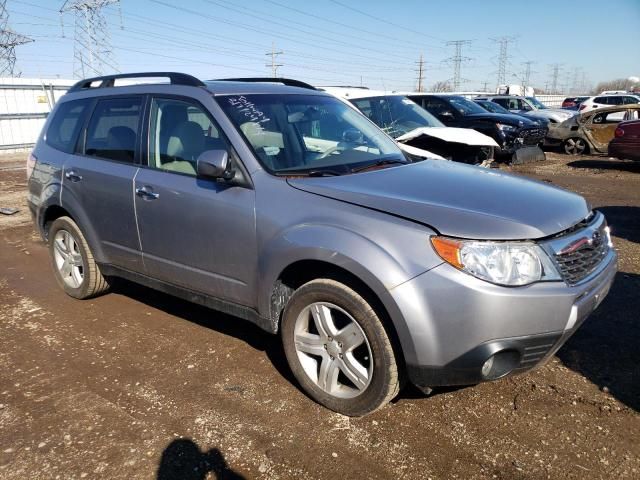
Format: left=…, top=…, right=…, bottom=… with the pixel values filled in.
left=406, top=331, right=563, bottom=387
left=98, top=264, right=275, bottom=333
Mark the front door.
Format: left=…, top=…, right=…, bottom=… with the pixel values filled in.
left=61, top=95, right=144, bottom=272
left=134, top=96, right=257, bottom=307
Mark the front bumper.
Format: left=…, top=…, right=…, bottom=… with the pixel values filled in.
left=390, top=247, right=617, bottom=388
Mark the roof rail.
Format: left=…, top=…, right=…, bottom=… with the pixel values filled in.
left=318, top=85, right=370, bottom=90
left=211, top=77, right=316, bottom=90
left=68, top=72, right=205, bottom=92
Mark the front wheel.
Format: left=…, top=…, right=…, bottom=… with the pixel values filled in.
left=563, top=137, right=588, bottom=155
left=281, top=279, right=400, bottom=416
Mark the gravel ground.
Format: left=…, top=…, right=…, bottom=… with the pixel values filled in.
left=0, top=151, right=638, bottom=479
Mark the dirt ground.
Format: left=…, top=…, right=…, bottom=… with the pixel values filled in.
left=0, top=151, right=638, bottom=480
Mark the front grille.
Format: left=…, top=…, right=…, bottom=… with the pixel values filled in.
left=553, top=223, right=609, bottom=285
left=518, top=127, right=546, bottom=145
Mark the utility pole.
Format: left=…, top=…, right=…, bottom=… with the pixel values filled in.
left=415, top=53, right=425, bottom=92
left=445, top=39, right=471, bottom=91
left=266, top=41, right=283, bottom=77
left=60, top=0, right=121, bottom=79
left=481, top=79, right=489, bottom=92
left=491, top=35, right=517, bottom=87
left=549, top=63, right=562, bottom=94
left=0, top=0, right=33, bottom=77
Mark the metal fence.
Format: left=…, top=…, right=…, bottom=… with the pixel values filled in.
left=0, top=78, right=73, bottom=153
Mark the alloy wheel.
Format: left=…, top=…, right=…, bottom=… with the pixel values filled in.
left=293, top=302, right=373, bottom=399
left=52, top=229, right=85, bottom=289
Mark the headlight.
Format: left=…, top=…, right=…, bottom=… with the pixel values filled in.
left=496, top=123, right=517, bottom=132
left=431, top=237, right=561, bottom=286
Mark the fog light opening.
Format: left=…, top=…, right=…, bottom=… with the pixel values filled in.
left=481, top=350, right=520, bottom=380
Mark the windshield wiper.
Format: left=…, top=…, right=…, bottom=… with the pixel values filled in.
left=350, top=158, right=408, bottom=173
left=276, top=168, right=343, bottom=177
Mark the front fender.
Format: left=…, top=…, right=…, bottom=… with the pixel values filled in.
left=258, top=223, right=438, bottom=363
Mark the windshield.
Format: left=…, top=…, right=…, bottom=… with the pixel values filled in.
left=349, top=95, right=444, bottom=138
left=218, top=94, right=404, bottom=174
left=526, top=97, right=548, bottom=109
left=476, top=100, right=510, bottom=115
left=446, top=96, right=487, bottom=115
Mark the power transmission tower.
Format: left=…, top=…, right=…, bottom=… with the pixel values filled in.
left=415, top=53, right=425, bottom=92
left=522, top=61, right=535, bottom=87
left=491, top=35, right=516, bottom=87
left=0, top=1, right=33, bottom=77
left=481, top=79, right=489, bottom=92
left=445, top=40, right=471, bottom=91
left=549, top=63, right=562, bottom=94
left=60, top=0, right=121, bottom=79
left=265, top=42, right=282, bottom=77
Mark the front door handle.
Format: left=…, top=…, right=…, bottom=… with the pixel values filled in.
left=64, top=170, right=82, bottom=182
left=135, top=186, right=159, bottom=200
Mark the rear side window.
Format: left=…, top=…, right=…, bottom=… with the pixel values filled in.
left=84, top=97, right=142, bottom=163
left=45, top=99, right=91, bottom=153
left=594, top=97, right=607, bottom=104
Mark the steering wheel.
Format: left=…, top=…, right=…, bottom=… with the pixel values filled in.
left=317, top=145, right=342, bottom=159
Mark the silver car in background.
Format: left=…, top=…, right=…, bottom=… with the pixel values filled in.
left=27, top=73, right=617, bottom=416
left=478, top=95, right=575, bottom=124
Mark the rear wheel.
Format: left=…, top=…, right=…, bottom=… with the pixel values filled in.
left=563, top=137, right=588, bottom=155
left=49, top=216, right=110, bottom=299
left=281, top=279, right=400, bottom=416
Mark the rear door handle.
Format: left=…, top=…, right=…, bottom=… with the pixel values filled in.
left=64, top=170, right=82, bottom=182
left=135, top=186, right=159, bottom=200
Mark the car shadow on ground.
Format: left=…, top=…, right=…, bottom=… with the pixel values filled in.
left=556, top=271, right=640, bottom=412
left=567, top=158, right=640, bottom=173
left=596, top=206, right=640, bottom=244
left=110, top=280, right=298, bottom=388
left=156, top=438, right=245, bottom=480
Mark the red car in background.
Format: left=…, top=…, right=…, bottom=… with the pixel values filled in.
left=562, top=96, right=590, bottom=110
left=609, top=120, right=640, bottom=161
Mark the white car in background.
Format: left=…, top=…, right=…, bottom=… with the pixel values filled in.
left=578, top=94, right=640, bottom=113
left=320, top=86, right=499, bottom=166
left=476, top=95, right=574, bottom=124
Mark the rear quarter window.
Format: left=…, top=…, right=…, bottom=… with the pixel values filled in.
left=45, top=98, right=92, bottom=153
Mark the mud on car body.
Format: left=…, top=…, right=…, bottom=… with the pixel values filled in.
left=28, top=73, right=617, bottom=416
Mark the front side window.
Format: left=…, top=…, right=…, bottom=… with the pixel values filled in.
left=45, top=98, right=91, bottom=153
left=351, top=96, right=444, bottom=138
left=526, top=97, right=547, bottom=110
left=219, top=94, right=404, bottom=175
left=84, top=97, right=142, bottom=163
left=148, top=97, right=229, bottom=176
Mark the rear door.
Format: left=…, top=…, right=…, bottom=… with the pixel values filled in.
left=61, top=95, right=144, bottom=272
left=134, top=96, right=257, bottom=307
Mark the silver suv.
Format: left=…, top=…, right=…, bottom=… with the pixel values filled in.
left=27, top=73, right=617, bottom=416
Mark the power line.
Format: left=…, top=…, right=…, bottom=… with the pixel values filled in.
left=0, top=0, right=33, bottom=76
left=266, top=41, right=282, bottom=77
left=60, top=0, right=121, bottom=78
left=445, top=39, right=472, bottom=91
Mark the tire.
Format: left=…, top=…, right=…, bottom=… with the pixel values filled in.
left=48, top=216, right=110, bottom=299
left=281, top=279, right=400, bottom=416
left=563, top=137, right=588, bottom=155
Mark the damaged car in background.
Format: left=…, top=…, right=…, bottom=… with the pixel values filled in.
left=320, top=87, right=499, bottom=166
left=546, top=104, right=640, bottom=155
left=407, top=93, right=547, bottom=164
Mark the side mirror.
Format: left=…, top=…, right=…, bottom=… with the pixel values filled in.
left=342, top=128, right=364, bottom=143
left=196, top=150, right=233, bottom=180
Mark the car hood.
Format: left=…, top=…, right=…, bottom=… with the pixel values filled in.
left=463, top=111, right=536, bottom=126
left=396, top=127, right=499, bottom=147
left=287, top=161, right=589, bottom=240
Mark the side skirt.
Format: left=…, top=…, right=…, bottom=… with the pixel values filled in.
left=98, top=264, right=276, bottom=334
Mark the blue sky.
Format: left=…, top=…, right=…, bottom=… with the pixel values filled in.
left=9, top=0, right=640, bottom=91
